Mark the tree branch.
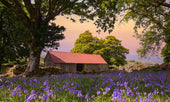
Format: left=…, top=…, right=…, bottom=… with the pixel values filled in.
left=0, top=0, right=12, bottom=7
left=0, top=0, right=30, bottom=26
left=46, top=0, right=57, bottom=21
left=53, top=0, right=79, bottom=17
left=161, top=2, right=170, bottom=8
left=35, top=0, right=42, bottom=20
left=45, top=0, right=78, bottom=22
left=150, top=0, right=170, bottom=8
left=23, top=0, right=34, bottom=18
left=129, top=8, right=166, bottom=31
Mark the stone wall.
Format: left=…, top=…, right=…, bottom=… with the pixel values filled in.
left=44, top=53, right=55, bottom=66
left=55, top=63, right=76, bottom=72
left=84, top=64, right=108, bottom=72
left=54, top=63, right=108, bottom=73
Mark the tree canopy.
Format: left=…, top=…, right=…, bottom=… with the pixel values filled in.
left=116, top=0, right=170, bottom=62
left=0, top=6, right=29, bottom=72
left=71, top=31, right=129, bottom=66
left=0, top=0, right=119, bottom=74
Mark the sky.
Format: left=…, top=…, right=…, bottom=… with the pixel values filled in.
left=52, top=15, right=163, bottom=62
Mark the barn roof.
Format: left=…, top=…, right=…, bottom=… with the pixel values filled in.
left=48, top=51, right=107, bottom=64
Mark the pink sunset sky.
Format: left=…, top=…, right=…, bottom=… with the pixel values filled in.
left=52, top=15, right=163, bottom=62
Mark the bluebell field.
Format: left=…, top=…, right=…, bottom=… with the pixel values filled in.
left=0, top=70, right=170, bottom=102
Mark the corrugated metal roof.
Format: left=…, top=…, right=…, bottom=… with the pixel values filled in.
left=49, top=51, right=107, bottom=64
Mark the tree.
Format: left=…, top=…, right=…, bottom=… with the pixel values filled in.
left=71, top=31, right=103, bottom=54
left=71, top=31, right=129, bottom=66
left=0, top=6, right=29, bottom=73
left=0, top=0, right=118, bottom=75
left=116, top=0, right=170, bottom=62
left=94, top=36, right=129, bottom=66
left=161, top=43, right=170, bottom=63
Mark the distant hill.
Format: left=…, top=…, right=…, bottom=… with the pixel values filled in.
left=127, top=60, right=162, bottom=66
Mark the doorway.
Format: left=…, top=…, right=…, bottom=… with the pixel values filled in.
left=76, top=64, right=84, bottom=72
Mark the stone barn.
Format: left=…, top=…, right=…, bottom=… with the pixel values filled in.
left=44, top=51, right=108, bottom=73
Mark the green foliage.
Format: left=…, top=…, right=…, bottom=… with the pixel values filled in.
left=161, top=43, right=170, bottom=63
left=0, top=6, right=29, bottom=66
left=116, top=0, right=170, bottom=62
left=0, top=0, right=120, bottom=71
left=71, top=31, right=129, bottom=66
left=71, top=31, right=102, bottom=54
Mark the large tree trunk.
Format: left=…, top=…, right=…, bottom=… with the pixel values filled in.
left=0, top=55, right=3, bottom=74
left=24, top=48, right=41, bottom=77
left=0, top=63, right=2, bottom=74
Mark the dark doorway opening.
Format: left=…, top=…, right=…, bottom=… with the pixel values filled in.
left=76, top=64, right=84, bottom=72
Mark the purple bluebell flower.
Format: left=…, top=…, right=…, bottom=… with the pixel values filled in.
left=54, top=87, right=58, bottom=91
left=33, top=78, right=40, bottom=84
left=24, top=89, right=28, bottom=93
left=11, top=90, right=16, bottom=97
left=154, top=89, right=158, bottom=94
left=69, top=89, right=74, bottom=94
left=111, top=89, right=122, bottom=101
left=8, top=86, right=12, bottom=90
left=126, top=89, right=133, bottom=97
left=148, top=92, right=152, bottom=99
left=103, top=87, right=110, bottom=94
left=42, top=94, right=48, bottom=100
left=105, top=87, right=110, bottom=92
left=119, top=72, right=122, bottom=77
left=123, top=97, right=126, bottom=101
left=25, top=94, right=29, bottom=100
left=25, top=94, right=37, bottom=101
left=91, top=95, right=95, bottom=98
left=144, top=92, right=146, bottom=95
left=31, top=90, right=36, bottom=94
left=17, top=92, right=22, bottom=97
left=139, top=98, right=143, bottom=102
left=43, top=80, right=50, bottom=86
left=165, top=100, right=170, bottom=102
left=17, top=85, right=23, bottom=90
left=97, top=91, right=102, bottom=95
left=85, top=93, right=89, bottom=101
left=124, top=81, right=128, bottom=89
left=147, top=98, right=152, bottom=102
left=135, top=97, right=138, bottom=101
left=44, top=87, right=50, bottom=92
left=77, top=91, right=83, bottom=97
left=47, top=90, right=54, bottom=97
left=63, top=85, right=67, bottom=89
left=161, top=91, right=164, bottom=95
left=152, top=99, right=159, bottom=102
left=136, top=91, right=140, bottom=96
